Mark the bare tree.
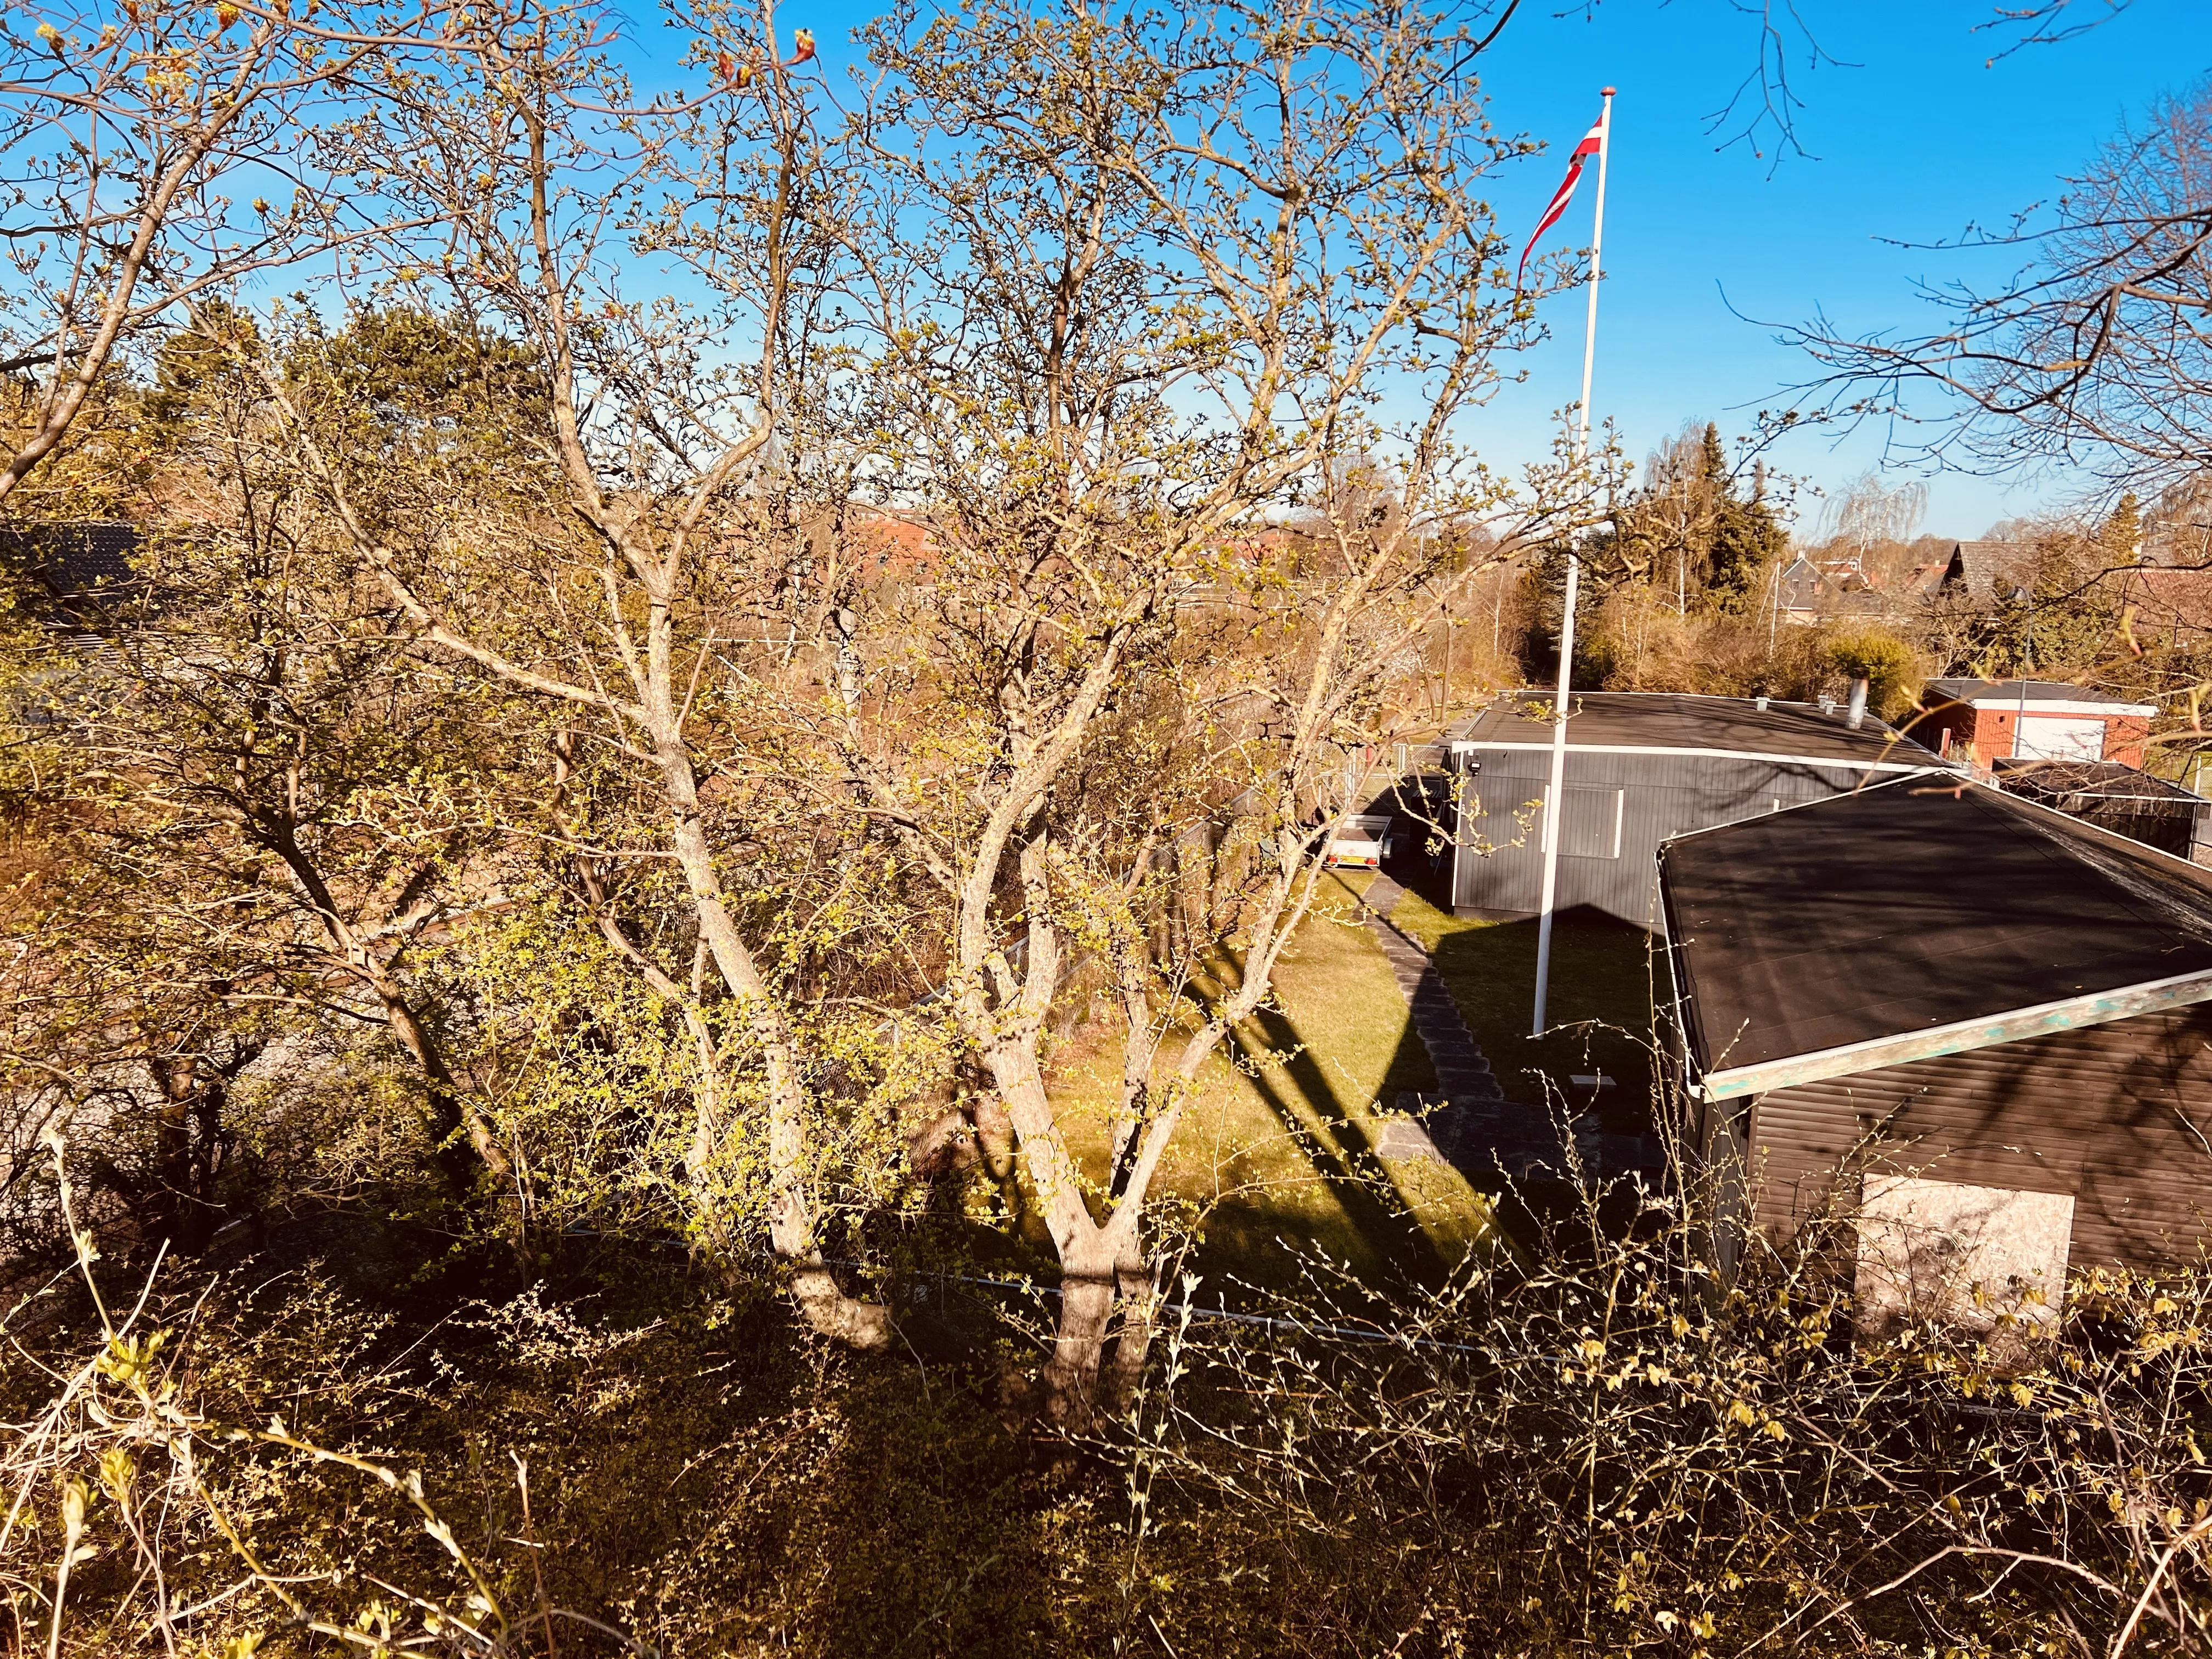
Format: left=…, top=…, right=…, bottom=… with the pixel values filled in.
left=0, top=0, right=468, bottom=507
left=1792, top=80, right=2212, bottom=499
left=1819, top=470, right=1928, bottom=561
left=800, top=0, right=1582, bottom=1419
left=102, top=314, right=523, bottom=1206
left=230, top=0, right=904, bottom=1345
left=195, top=0, right=1586, bottom=1387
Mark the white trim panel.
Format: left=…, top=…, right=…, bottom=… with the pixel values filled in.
left=1959, top=698, right=2156, bottom=717
left=1449, top=740, right=1938, bottom=774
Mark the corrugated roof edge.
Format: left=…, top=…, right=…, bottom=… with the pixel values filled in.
left=1449, top=687, right=1905, bottom=723
left=1694, top=965, right=2212, bottom=1101
left=1448, top=740, right=1942, bottom=772
left=1663, top=765, right=2212, bottom=876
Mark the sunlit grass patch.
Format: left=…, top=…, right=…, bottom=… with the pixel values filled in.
left=1046, top=873, right=1494, bottom=1291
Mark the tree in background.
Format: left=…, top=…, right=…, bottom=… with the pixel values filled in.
left=1798, top=78, right=2212, bottom=503
left=1823, top=627, right=1921, bottom=720
left=1826, top=471, right=1929, bottom=551
left=1914, top=517, right=2123, bottom=686
left=0, top=0, right=471, bottom=514
left=1705, top=440, right=1789, bottom=611
left=1529, top=420, right=1796, bottom=692
left=1548, top=421, right=1787, bottom=620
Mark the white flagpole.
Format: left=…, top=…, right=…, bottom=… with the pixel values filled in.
left=1532, top=86, right=1615, bottom=1038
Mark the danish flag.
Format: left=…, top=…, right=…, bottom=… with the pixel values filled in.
left=1516, top=109, right=1607, bottom=291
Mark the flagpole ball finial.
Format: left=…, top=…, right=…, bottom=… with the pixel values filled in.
left=1601, top=86, right=1616, bottom=97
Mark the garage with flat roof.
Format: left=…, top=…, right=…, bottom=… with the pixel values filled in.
left=1444, top=691, right=1945, bottom=924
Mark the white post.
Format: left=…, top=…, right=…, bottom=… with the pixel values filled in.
left=1532, top=87, right=1614, bottom=1039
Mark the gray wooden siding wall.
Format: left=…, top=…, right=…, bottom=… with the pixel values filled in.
left=1451, top=749, right=1892, bottom=923
left=1743, top=1005, right=2212, bottom=1272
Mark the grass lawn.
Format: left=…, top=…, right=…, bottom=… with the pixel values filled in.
left=1041, top=872, right=1493, bottom=1293
left=1384, top=888, right=1668, bottom=1136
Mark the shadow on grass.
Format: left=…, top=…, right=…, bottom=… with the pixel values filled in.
left=1425, top=906, right=1662, bottom=1137
left=1218, top=991, right=1449, bottom=1287
left=1382, top=836, right=1456, bottom=917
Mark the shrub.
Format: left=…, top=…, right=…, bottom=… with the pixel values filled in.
left=1823, top=628, right=1923, bottom=719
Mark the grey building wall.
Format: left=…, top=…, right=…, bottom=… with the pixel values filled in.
left=1451, top=747, right=1929, bottom=924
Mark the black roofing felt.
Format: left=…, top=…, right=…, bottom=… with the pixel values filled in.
left=1995, top=758, right=2204, bottom=805
left=1660, top=777, right=2212, bottom=1076
left=1, top=521, right=141, bottom=595
left=1447, top=690, right=1940, bottom=766
left=1925, top=677, right=2141, bottom=707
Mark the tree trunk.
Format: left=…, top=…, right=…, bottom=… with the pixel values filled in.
left=261, top=821, right=516, bottom=1213
left=1039, top=1236, right=1161, bottom=1424
left=1046, top=1232, right=1124, bottom=1427
left=1104, top=1254, right=1162, bottom=1411
left=146, top=1056, right=225, bottom=1255
left=373, top=975, right=514, bottom=1197
left=653, top=742, right=891, bottom=1351
left=979, top=1044, right=1154, bottom=1424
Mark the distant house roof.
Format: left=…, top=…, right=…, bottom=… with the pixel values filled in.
left=1777, top=552, right=1892, bottom=620
left=1660, top=776, right=2212, bottom=1099
left=1925, top=678, right=2157, bottom=716
left=1447, top=690, right=1941, bottom=770
left=851, top=515, right=938, bottom=576
left=1898, top=561, right=1952, bottom=600
left=2118, top=566, right=2212, bottom=636
left=1943, top=539, right=2039, bottom=602
left=1, top=521, right=143, bottom=602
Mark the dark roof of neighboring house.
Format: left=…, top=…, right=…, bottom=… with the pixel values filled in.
left=1945, top=539, right=2039, bottom=601
left=1660, top=776, right=2212, bottom=1093
left=1899, top=561, right=1951, bottom=599
left=1, top=520, right=144, bottom=605
left=1924, top=677, right=2154, bottom=712
left=1447, top=690, right=1941, bottom=769
left=1994, top=758, right=2205, bottom=806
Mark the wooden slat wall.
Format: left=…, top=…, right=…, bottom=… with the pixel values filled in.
left=1749, top=1006, right=2212, bottom=1269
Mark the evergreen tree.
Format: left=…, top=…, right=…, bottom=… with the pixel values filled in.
left=1707, top=450, right=1788, bottom=612
left=2101, top=490, right=2144, bottom=564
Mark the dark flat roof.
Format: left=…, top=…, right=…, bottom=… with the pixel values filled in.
left=1995, top=758, right=2205, bottom=805
left=1661, top=777, right=2212, bottom=1077
left=1926, top=678, right=2141, bottom=707
left=1447, top=691, right=1940, bottom=768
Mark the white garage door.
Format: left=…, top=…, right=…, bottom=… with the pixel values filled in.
left=2016, top=715, right=2106, bottom=761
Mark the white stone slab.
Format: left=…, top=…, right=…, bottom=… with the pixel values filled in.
left=1855, top=1175, right=2073, bottom=1340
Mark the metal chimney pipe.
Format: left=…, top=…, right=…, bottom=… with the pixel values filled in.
left=1846, top=676, right=1869, bottom=730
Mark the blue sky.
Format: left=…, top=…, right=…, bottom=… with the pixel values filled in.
left=1468, top=0, right=2212, bottom=538
left=624, top=0, right=2209, bottom=539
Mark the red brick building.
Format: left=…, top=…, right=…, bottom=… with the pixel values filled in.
left=1905, top=678, right=2155, bottom=772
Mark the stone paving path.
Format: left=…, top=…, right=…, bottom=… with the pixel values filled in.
left=1356, top=874, right=1655, bottom=1184
left=1359, top=874, right=1506, bottom=1108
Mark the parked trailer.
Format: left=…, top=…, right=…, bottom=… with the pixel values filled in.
left=1325, top=812, right=1393, bottom=869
